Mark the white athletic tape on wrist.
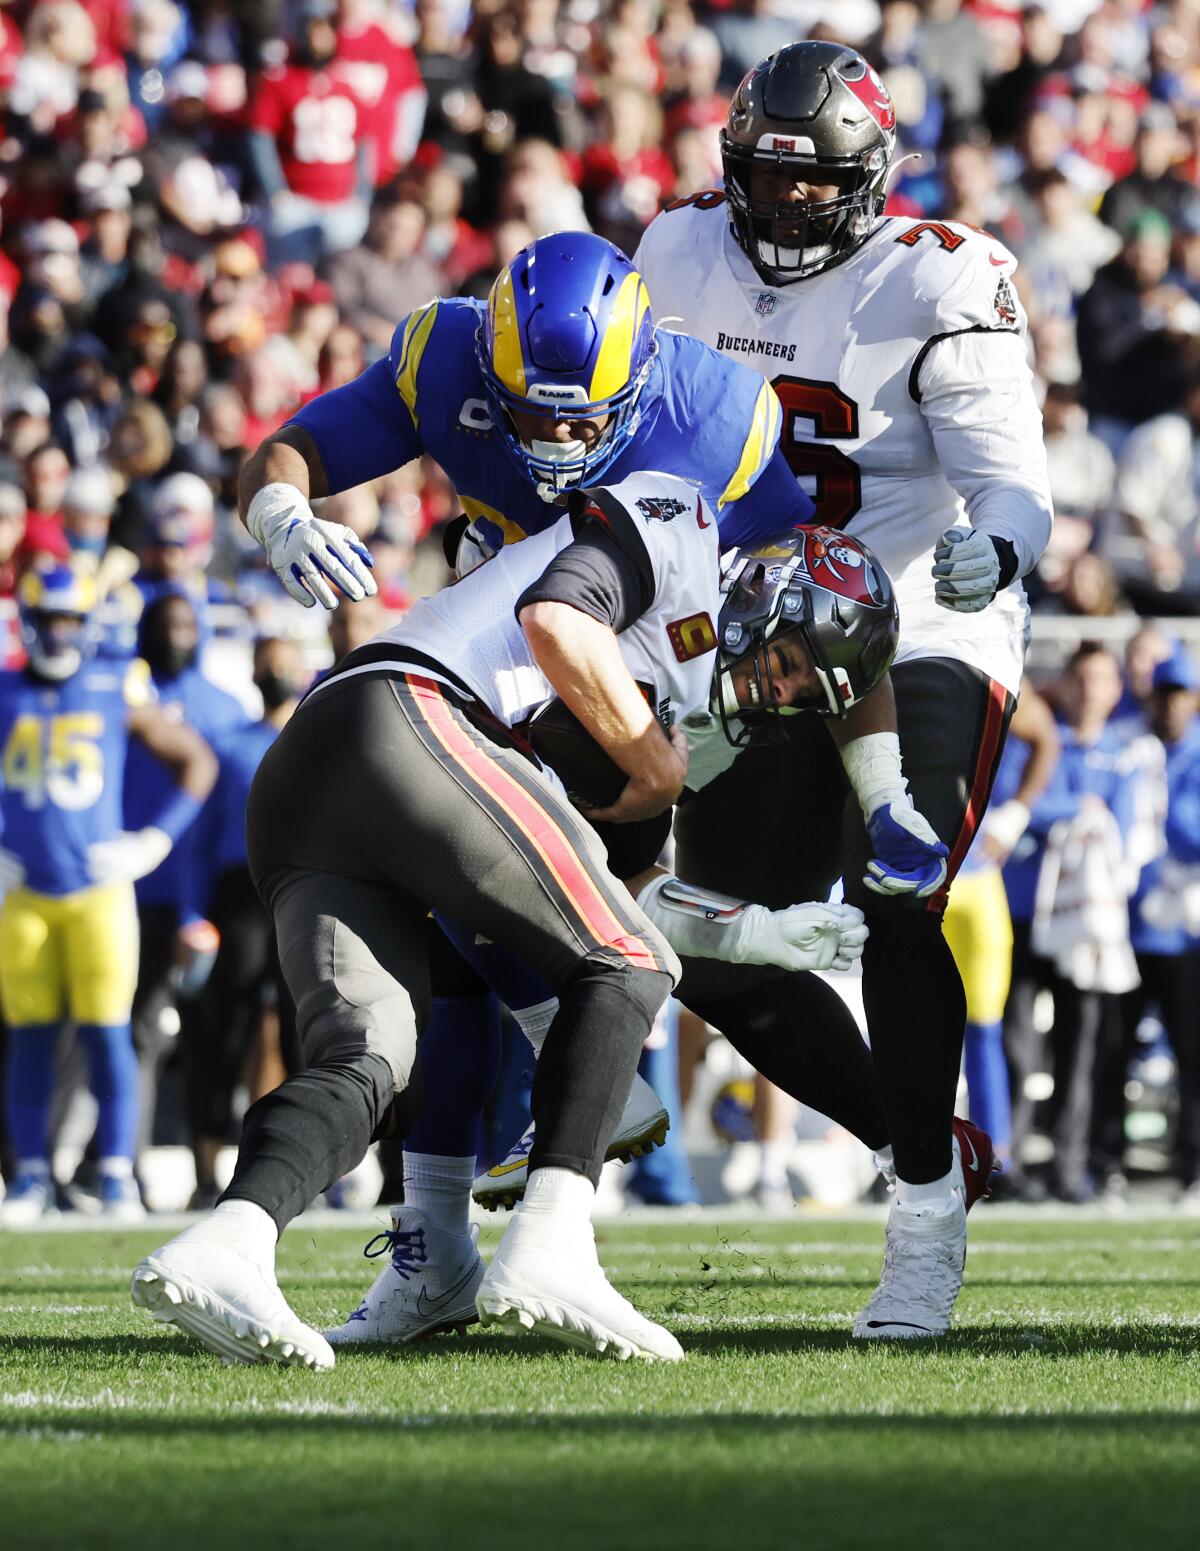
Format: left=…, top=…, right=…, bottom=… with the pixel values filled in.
left=245, top=482, right=309, bottom=546
left=980, top=798, right=1030, bottom=855
left=839, top=731, right=909, bottom=821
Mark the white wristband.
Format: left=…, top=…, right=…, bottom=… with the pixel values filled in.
left=979, top=798, right=1030, bottom=854
left=839, top=731, right=909, bottom=820
left=245, top=482, right=308, bottom=546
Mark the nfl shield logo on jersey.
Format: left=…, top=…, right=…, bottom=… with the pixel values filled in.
left=755, top=291, right=777, bottom=317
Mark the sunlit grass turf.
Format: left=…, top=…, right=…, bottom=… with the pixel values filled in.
left=2, top=1213, right=1199, bottom=1551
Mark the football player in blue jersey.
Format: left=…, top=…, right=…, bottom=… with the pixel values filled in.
left=121, top=589, right=250, bottom=1153
left=0, top=566, right=217, bottom=1224
left=237, top=231, right=806, bottom=598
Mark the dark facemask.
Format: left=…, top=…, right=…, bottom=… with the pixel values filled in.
left=255, top=672, right=303, bottom=711
left=145, top=638, right=197, bottom=680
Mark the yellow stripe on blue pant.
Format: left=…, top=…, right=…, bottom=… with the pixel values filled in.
left=0, top=880, right=140, bottom=1027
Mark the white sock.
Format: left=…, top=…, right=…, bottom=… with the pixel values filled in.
left=513, top=998, right=558, bottom=1057
left=757, top=1138, right=791, bottom=1191
left=402, top=1151, right=474, bottom=1235
left=518, top=1166, right=595, bottom=1239
left=896, top=1169, right=956, bottom=1210
left=207, top=1198, right=280, bottom=1259
left=99, top=1156, right=133, bottom=1180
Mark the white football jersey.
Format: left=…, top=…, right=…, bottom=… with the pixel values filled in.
left=635, top=202, right=1054, bottom=696
left=380, top=471, right=722, bottom=734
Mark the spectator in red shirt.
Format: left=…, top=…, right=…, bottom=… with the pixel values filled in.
left=580, top=86, right=676, bottom=251
left=332, top=0, right=426, bottom=188
left=247, top=0, right=370, bottom=268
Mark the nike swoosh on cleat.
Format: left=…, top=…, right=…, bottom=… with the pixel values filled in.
left=486, top=1157, right=530, bottom=1178
left=960, top=1132, right=979, bottom=1172
left=415, top=1261, right=480, bottom=1319
left=865, top=1320, right=933, bottom=1332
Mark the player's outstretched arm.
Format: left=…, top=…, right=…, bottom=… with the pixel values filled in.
left=631, top=869, right=868, bottom=974
left=239, top=425, right=378, bottom=611
left=86, top=710, right=218, bottom=887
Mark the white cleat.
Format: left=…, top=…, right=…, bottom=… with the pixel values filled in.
left=325, top=1207, right=484, bottom=1346
left=853, top=1191, right=968, bottom=1340
left=0, top=1171, right=53, bottom=1227
left=473, top=1072, right=669, bottom=1212
left=131, top=1223, right=335, bottom=1370
left=476, top=1211, right=684, bottom=1362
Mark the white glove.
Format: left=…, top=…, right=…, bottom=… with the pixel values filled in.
left=932, top=527, right=1002, bottom=613
left=246, top=483, right=378, bottom=610
left=87, top=827, right=173, bottom=886
left=728, top=900, right=869, bottom=973
left=454, top=520, right=496, bottom=580
left=636, top=874, right=868, bottom=973
left=0, top=845, right=27, bottom=893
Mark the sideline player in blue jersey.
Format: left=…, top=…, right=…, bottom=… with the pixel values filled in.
left=0, top=567, right=217, bottom=1224
left=122, top=590, right=249, bottom=1151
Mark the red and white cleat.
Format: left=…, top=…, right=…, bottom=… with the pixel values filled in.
left=951, top=1117, right=999, bottom=1212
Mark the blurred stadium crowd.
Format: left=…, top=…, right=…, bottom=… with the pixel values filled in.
left=5, top=0, right=1200, bottom=1217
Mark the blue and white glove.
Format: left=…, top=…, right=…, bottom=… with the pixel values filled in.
left=864, top=802, right=949, bottom=899
left=0, top=845, right=26, bottom=894
left=932, top=528, right=1009, bottom=614
left=87, top=827, right=173, bottom=886
left=246, top=483, right=377, bottom=611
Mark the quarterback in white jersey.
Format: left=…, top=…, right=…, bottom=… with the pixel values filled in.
left=371, top=472, right=723, bottom=746
left=635, top=39, right=1054, bottom=1342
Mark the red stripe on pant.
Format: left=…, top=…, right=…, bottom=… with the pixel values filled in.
left=928, top=676, right=1010, bottom=914
left=403, top=675, right=664, bottom=972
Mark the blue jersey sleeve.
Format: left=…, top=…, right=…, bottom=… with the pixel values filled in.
left=287, top=300, right=447, bottom=493
left=655, top=334, right=813, bottom=543
left=715, top=443, right=815, bottom=549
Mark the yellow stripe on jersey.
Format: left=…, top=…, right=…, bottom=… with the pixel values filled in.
left=123, top=657, right=154, bottom=709
left=460, top=495, right=528, bottom=546
left=488, top=270, right=527, bottom=396
left=393, top=302, right=440, bottom=427
left=718, top=381, right=782, bottom=510
left=589, top=273, right=651, bottom=403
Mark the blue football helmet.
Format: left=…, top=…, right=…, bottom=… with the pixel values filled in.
left=19, top=564, right=98, bottom=681
left=477, top=232, right=658, bottom=501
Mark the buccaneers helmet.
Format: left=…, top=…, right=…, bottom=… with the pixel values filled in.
left=714, top=526, right=898, bottom=741
left=721, top=41, right=896, bottom=287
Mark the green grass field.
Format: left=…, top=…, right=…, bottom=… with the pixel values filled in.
left=2, top=1212, right=1199, bottom=1550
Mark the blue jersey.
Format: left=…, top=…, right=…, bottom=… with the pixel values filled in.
left=0, top=658, right=154, bottom=895
left=124, top=666, right=249, bottom=910
left=290, top=298, right=812, bottom=552
left=181, top=719, right=278, bottom=919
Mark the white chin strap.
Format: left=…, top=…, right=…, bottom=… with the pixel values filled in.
left=529, top=437, right=587, bottom=502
